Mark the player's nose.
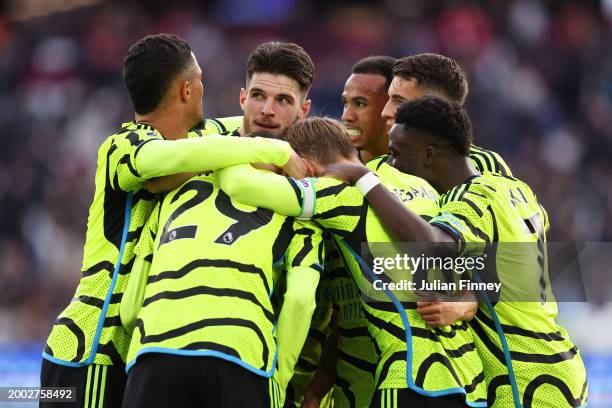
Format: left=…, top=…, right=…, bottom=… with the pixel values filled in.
left=342, top=106, right=356, bottom=122
left=261, top=97, right=275, bottom=116
left=381, top=100, right=394, bottom=121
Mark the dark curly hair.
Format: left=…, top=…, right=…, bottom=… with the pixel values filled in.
left=352, top=55, right=396, bottom=90
left=393, top=53, right=468, bottom=105
left=246, top=42, right=315, bottom=93
left=395, top=96, right=472, bottom=156
left=123, top=34, right=194, bottom=114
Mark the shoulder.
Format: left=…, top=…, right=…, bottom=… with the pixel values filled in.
left=433, top=176, right=497, bottom=244
left=191, top=116, right=243, bottom=137
left=312, top=176, right=346, bottom=191
left=102, top=123, right=161, bottom=154
left=310, top=177, right=365, bottom=217
left=469, top=144, right=513, bottom=176
left=311, top=177, right=361, bottom=201
left=440, top=175, right=495, bottom=207
left=365, top=155, right=389, bottom=171
left=111, top=122, right=162, bottom=143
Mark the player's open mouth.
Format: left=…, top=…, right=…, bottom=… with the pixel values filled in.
left=346, top=128, right=361, bottom=138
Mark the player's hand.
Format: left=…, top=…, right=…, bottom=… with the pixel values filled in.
left=282, top=149, right=308, bottom=178
left=416, top=291, right=478, bottom=327
left=300, top=391, right=321, bottom=408
left=323, top=163, right=370, bottom=185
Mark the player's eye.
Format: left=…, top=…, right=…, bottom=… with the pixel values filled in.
left=251, top=92, right=264, bottom=99
left=278, top=96, right=293, bottom=104
left=357, top=101, right=367, bottom=108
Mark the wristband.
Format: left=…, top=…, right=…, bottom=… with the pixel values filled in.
left=355, top=172, right=380, bottom=195
left=297, top=178, right=316, bottom=220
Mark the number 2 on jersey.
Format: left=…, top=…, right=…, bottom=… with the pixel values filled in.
left=158, top=179, right=273, bottom=248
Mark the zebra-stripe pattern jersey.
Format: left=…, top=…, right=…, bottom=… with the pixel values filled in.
left=431, top=172, right=587, bottom=407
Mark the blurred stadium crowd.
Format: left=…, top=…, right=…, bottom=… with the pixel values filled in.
left=0, top=0, right=611, bottom=390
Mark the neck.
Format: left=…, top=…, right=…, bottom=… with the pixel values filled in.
left=135, top=107, right=189, bottom=140
left=359, top=150, right=377, bottom=164
left=360, top=137, right=389, bottom=164
left=336, top=154, right=362, bottom=165
left=434, top=156, right=479, bottom=194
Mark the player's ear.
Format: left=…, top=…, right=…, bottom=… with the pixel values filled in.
left=299, top=98, right=311, bottom=119
left=239, top=88, right=247, bottom=111
left=303, top=158, right=318, bottom=177
left=180, top=80, right=191, bottom=103
left=302, top=157, right=325, bottom=177
left=424, top=145, right=436, bottom=169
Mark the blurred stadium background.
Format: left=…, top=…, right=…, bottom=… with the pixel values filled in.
left=0, top=0, right=611, bottom=406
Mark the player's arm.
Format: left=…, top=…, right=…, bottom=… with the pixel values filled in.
left=276, top=221, right=325, bottom=404
left=217, top=164, right=307, bottom=217
left=324, top=163, right=478, bottom=326
left=324, top=163, right=453, bottom=243
left=143, top=116, right=246, bottom=192
left=218, top=164, right=362, bottom=229
left=120, top=202, right=161, bottom=333
left=134, top=135, right=296, bottom=179
left=144, top=173, right=200, bottom=194
left=110, top=121, right=298, bottom=192
left=108, top=130, right=199, bottom=193
left=358, top=170, right=481, bottom=324
left=301, top=310, right=339, bottom=408
left=144, top=151, right=305, bottom=194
